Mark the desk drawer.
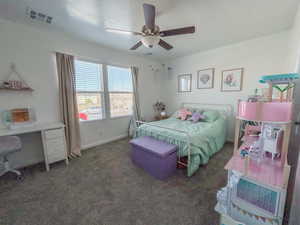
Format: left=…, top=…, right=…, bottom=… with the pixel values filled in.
left=44, top=128, right=65, bottom=140
left=45, top=137, right=67, bottom=163
left=48, top=150, right=66, bottom=164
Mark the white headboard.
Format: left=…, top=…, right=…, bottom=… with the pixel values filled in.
left=182, top=102, right=233, bottom=119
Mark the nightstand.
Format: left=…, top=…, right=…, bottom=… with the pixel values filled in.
left=154, top=115, right=169, bottom=121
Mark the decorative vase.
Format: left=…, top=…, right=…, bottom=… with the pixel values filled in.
left=160, top=111, right=166, bottom=116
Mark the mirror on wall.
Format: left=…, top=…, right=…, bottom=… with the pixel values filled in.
left=178, top=74, right=192, bottom=92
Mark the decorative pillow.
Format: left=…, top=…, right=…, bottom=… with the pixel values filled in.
left=203, top=110, right=220, bottom=122
left=191, top=108, right=203, bottom=114
left=177, top=108, right=192, bottom=120
left=189, top=112, right=205, bottom=123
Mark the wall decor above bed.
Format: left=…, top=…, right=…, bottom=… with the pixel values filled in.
left=221, top=68, right=244, bottom=92
left=178, top=74, right=192, bottom=92
left=197, top=68, right=214, bottom=89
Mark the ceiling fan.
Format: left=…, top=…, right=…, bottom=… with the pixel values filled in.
left=106, top=3, right=196, bottom=51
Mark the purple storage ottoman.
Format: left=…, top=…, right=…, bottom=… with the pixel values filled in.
left=130, top=136, right=177, bottom=180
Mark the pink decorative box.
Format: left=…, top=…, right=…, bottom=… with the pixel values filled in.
left=238, top=101, right=293, bottom=122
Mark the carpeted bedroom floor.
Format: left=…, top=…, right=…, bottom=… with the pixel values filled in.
left=0, top=138, right=233, bottom=225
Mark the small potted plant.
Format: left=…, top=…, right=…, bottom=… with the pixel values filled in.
left=153, top=101, right=166, bottom=116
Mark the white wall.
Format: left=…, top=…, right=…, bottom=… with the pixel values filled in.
left=160, top=31, right=291, bottom=141
left=0, top=19, right=161, bottom=167
left=287, top=3, right=300, bottom=72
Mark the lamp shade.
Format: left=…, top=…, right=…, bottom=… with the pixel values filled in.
left=141, top=36, right=160, bottom=48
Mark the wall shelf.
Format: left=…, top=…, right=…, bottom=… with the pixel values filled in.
left=0, top=63, right=34, bottom=92
left=0, top=87, right=34, bottom=92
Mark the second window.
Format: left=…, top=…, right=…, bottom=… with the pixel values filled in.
left=75, top=60, right=133, bottom=121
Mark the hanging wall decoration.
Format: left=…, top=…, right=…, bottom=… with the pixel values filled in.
left=0, top=63, right=33, bottom=91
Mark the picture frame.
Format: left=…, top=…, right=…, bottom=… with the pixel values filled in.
left=178, top=74, right=192, bottom=92
left=197, top=68, right=214, bottom=89
left=221, top=68, right=244, bottom=92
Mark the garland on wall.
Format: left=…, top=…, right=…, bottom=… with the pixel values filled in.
left=232, top=203, right=279, bottom=225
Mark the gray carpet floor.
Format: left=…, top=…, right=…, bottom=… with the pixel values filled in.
left=0, top=138, right=233, bottom=225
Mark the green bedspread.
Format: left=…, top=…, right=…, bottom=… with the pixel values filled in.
left=135, top=117, right=226, bottom=176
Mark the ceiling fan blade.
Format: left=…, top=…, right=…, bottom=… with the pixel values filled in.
left=160, top=26, right=195, bottom=37
left=106, top=28, right=142, bottom=36
left=143, top=3, right=155, bottom=30
left=130, top=41, right=143, bottom=50
left=158, top=39, right=173, bottom=50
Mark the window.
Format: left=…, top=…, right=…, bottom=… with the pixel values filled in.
left=75, top=60, right=104, bottom=121
left=107, top=65, right=133, bottom=118
left=178, top=74, right=192, bottom=92
left=74, top=60, right=133, bottom=121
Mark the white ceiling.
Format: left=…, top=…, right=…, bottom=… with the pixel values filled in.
left=0, top=0, right=299, bottom=59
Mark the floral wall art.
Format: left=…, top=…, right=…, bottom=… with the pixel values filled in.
left=221, top=68, right=243, bottom=92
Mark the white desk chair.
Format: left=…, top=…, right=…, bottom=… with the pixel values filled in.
left=0, top=136, right=22, bottom=178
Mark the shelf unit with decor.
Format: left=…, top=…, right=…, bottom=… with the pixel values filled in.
left=0, top=63, right=33, bottom=92
left=0, top=87, right=34, bottom=92
left=215, top=73, right=298, bottom=225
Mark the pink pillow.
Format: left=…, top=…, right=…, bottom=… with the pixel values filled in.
left=177, top=108, right=192, bottom=120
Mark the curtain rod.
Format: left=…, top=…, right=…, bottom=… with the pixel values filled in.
left=52, top=51, right=139, bottom=69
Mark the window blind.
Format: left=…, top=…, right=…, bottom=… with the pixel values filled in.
left=107, top=65, right=132, bottom=92
left=75, top=60, right=102, bottom=92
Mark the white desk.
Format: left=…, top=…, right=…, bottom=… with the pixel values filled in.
left=0, top=122, right=68, bottom=171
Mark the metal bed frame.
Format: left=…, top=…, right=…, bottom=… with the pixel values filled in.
left=135, top=103, right=233, bottom=176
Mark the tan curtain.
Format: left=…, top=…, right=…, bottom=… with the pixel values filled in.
left=129, top=66, right=141, bottom=136
left=56, top=52, right=81, bottom=156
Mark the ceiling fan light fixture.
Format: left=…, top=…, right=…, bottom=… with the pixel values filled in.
left=141, top=36, right=160, bottom=48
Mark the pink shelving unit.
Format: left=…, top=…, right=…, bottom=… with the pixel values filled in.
left=232, top=100, right=292, bottom=188
left=216, top=74, right=298, bottom=225
left=237, top=101, right=293, bottom=123
left=219, top=100, right=293, bottom=225
left=225, top=155, right=284, bottom=188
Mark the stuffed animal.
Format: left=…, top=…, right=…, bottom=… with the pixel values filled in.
left=177, top=108, right=192, bottom=120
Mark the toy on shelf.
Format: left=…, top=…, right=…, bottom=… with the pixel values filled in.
left=259, top=73, right=299, bottom=102
left=247, top=88, right=270, bottom=103
left=215, top=73, right=299, bottom=225
left=1, top=108, right=36, bottom=129
left=248, top=138, right=263, bottom=163
left=261, top=123, right=283, bottom=160
left=242, top=125, right=261, bottom=146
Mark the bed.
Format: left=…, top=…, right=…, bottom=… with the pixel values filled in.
left=135, top=103, right=233, bottom=176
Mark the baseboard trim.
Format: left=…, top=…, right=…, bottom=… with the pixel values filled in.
left=81, top=134, right=128, bottom=150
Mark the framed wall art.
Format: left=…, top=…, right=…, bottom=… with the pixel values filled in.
left=178, top=74, right=192, bottom=92
left=197, top=68, right=214, bottom=89
left=221, top=68, right=244, bottom=92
